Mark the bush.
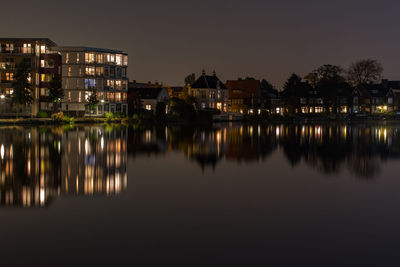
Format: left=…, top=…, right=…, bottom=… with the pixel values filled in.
left=37, top=111, right=48, bottom=118
left=104, top=112, right=114, bottom=122
left=51, top=112, right=74, bottom=123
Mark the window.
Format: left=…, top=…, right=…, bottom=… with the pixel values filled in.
left=104, top=66, right=110, bottom=77
left=115, top=80, right=122, bottom=90
left=96, top=66, right=103, bottom=76
left=84, top=79, right=96, bottom=89
left=85, top=66, right=95, bottom=76
left=40, top=74, right=52, bottom=82
left=388, top=97, right=393, bottom=105
left=115, top=93, right=121, bottom=102
left=116, top=55, right=122, bottom=65
left=85, top=53, right=95, bottom=64
left=68, top=66, right=72, bottom=77
left=40, top=60, right=45, bottom=68
left=68, top=91, right=71, bottom=101
left=65, top=53, right=69, bottom=63
left=22, top=43, right=32, bottom=54
left=97, top=54, right=103, bottom=64
left=76, top=53, right=80, bottom=63
left=123, top=55, right=128, bottom=66
left=98, top=105, right=103, bottom=113
left=5, top=72, right=14, bottom=81
left=40, top=88, right=48, bottom=96
left=40, top=45, right=46, bottom=54
left=315, top=107, right=323, bottom=113
left=78, top=92, right=82, bottom=102
left=145, top=104, right=152, bottom=111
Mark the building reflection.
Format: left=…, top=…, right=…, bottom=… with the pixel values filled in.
left=127, top=123, right=400, bottom=179
left=0, top=126, right=127, bottom=208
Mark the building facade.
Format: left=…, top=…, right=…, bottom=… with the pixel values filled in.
left=226, top=79, right=260, bottom=114
left=0, top=38, right=60, bottom=116
left=56, top=47, right=128, bottom=116
left=188, top=71, right=228, bottom=112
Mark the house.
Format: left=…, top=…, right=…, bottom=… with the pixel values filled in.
left=188, top=70, right=228, bottom=112
left=128, top=86, right=170, bottom=115
left=226, top=79, right=260, bottom=114
left=358, top=83, right=395, bottom=113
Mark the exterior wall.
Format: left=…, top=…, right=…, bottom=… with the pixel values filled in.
left=0, top=39, right=58, bottom=117
left=57, top=47, right=128, bottom=116
left=189, top=87, right=228, bottom=112
left=226, top=80, right=260, bottom=114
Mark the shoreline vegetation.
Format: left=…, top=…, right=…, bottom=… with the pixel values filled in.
left=2, top=111, right=400, bottom=126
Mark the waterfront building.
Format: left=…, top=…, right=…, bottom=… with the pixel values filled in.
left=128, top=85, right=170, bottom=115
left=188, top=71, right=228, bottom=112
left=55, top=46, right=128, bottom=116
left=0, top=38, right=60, bottom=116
left=226, top=79, right=260, bottom=114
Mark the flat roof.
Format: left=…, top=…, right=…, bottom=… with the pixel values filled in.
left=55, top=46, right=127, bottom=55
left=0, top=38, right=58, bottom=46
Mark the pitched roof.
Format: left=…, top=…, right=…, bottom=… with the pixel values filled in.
left=191, top=75, right=227, bottom=89
left=360, top=83, right=390, bottom=97
left=129, top=87, right=166, bottom=99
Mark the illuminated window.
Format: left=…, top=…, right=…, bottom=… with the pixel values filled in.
left=97, top=54, right=103, bottom=64
left=22, top=43, right=31, bottom=54
left=40, top=60, right=45, bottom=68
left=40, top=88, right=48, bottom=96
left=115, top=93, right=121, bottom=102
left=85, top=66, right=95, bottom=76
left=145, top=104, right=152, bottom=110
left=5, top=72, right=13, bottom=81
left=40, top=45, right=46, bottom=54
left=116, top=55, right=122, bottom=65
left=68, top=66, right=72, bottom=76
left=68, top=91, right=71, bottom=101
left=76, top=53, right=80, bottom=63
left=315, top=107, right=323, bottom=113
left=85, top=53, right=95, bottom=64
left=65, top=53, right=69, bottom=63
left=78, top=92, right=82, bottom=102
left=84, top=79, right=96, bottom=89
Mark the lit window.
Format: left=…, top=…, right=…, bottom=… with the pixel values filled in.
left=40, top=45, right=46, bottom=54
left=116, top=55, right=122, bottom=65
left=85, top=53, right=95, bottom=64
left=84, top=79, right=96, bottom=89
left=68, top=66, right=72, bottom=77
left=85, top=66, right=95, bottom=76
left=65, top=53, right=69, bottom=63
left=145, top=104, right=152, bottom=111
left=5, top=72, right=14, bottom=81
left=76, top=53, right=80, bottom=63
left=78, top=92, right=82, bottom=102
left=40, top=60, right=45, bottom=68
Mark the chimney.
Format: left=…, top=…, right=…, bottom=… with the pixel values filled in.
left=202, top=69, right=206, bottom=76
left=213, top=70, right=216, bottom=77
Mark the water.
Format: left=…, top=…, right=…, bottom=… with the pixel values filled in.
left=0, top=123, right=400, bottom=266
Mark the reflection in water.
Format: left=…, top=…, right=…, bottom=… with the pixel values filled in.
left=0, top=123, right=398, bottom=207
left=128, top=123, right=400, bottom=178
left=0, top=126, right=127, bottom=208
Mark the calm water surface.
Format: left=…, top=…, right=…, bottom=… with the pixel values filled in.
left=0, top=123, right=400, bottom=266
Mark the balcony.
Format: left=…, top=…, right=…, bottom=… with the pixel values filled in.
left=0, top=47, right=34, bottom=55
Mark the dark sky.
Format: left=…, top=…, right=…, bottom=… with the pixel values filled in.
left=2, top=0, right=400, bottom=88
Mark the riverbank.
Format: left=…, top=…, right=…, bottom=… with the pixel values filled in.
left=2, top=114, right=400, bottom=126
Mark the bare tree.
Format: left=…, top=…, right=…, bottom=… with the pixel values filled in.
left=347, top=59, right=383, bottom=86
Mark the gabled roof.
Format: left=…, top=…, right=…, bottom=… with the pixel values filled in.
left=191, top=75, right=227, bottom=89
left=129, top=87, right=166, bottom=99
left=359, top=83, right=390, bottom=97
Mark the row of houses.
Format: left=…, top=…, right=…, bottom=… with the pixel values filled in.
left=2, top=37, right=399, bottom=117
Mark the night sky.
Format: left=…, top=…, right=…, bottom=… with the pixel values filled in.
left=2, top=0, right=400, bottom=88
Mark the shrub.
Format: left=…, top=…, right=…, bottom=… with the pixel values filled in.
left=104, top=112, right=114, bottom=122
left=37, top=111, right=48, bottom=118
left=51, top=112, right=65, bottom=122
left=51, top=112, right=74, bottom=123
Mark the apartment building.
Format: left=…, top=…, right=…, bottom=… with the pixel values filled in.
left=0, top=38, right=60, bottom=116
left=56, top=47, right=128, bottom=116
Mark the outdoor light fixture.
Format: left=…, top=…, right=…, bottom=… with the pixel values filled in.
left=0, top=95, right=5, bottom=99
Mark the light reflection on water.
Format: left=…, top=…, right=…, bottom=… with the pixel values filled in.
left=0, top=123, right=399, bottom=207
left=0, top=123, right=400, bottom=265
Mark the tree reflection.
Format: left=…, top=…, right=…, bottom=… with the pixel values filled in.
left=127, top=123, right=399, bottom=180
